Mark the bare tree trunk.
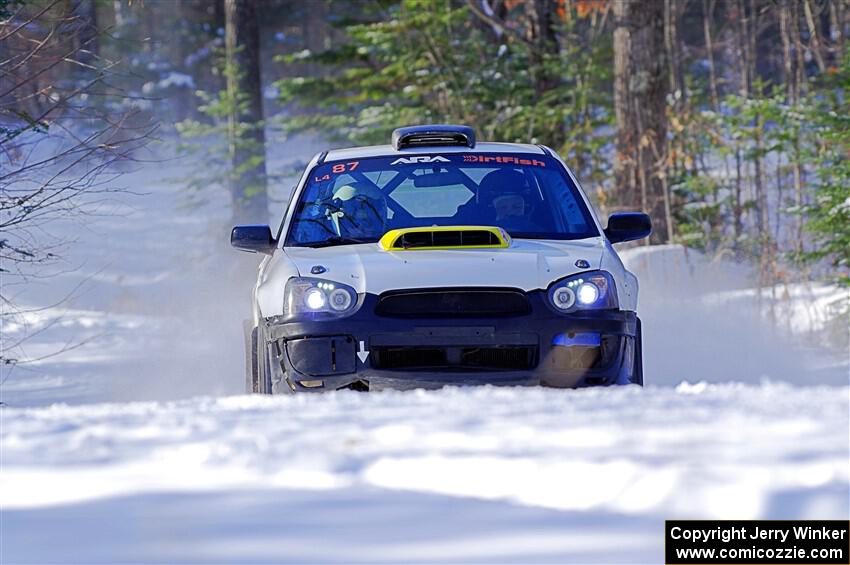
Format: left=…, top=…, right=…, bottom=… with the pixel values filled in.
left=225, top=0, right=268, bottom=224
left=775, top=153, right=782, bottom=242
left=753, top=120, right=768, bottom=239
left=780, top=4, right=797, bottom=102
left=780, top=3, right=806, bottom=257
left=792, top=2, right=807, bottom=91
left=172, top=0, right=192, bottom=122
left=831, top=0, right=846, bottom=59
left=703, top=0, right=731, bottom=233
left=613, top=10, right=635, bottom=205
left=803, top=0, right=827, bottom=72
left=702, top=0, right=720, bottom=110
left=71, top=0, right=99, bottom=67
left=736, top=0, right=752, bottom=96
left=742, top=0, right=760, bottom=231
left=734, top=149, right=743, bottom=246
left=748, top=0, right=758, bottom=87
left=613, top=0, right=670, bottom=243
left=526, top=0, right=563, bottom=144
left=730, top=0, right=750, bottom=255
left=744, top=0, right=770, bottom=282
left=664, top=0, right=685, bottom=102
left=528, top=0, right=558, bottom=70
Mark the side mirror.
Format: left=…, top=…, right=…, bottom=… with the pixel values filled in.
left=604, top=212, right=652, bottom=244
left=231, top=224, right=276, bottom=254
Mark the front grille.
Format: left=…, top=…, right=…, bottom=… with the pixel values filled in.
left=375, top=288, right=531, bottom=318
left=372, top=345, right=537, bottom=371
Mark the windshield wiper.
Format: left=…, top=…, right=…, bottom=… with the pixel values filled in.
left=301, top=236, right=373, bottom=248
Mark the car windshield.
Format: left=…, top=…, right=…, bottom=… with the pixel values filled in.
left=285, top=153, right=598, bottom=247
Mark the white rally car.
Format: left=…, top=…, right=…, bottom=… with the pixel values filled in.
left=232, top=125, right=651, bottom=393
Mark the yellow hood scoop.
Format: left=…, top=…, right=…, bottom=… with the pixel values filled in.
left=379, top=226, right=511, bottom=251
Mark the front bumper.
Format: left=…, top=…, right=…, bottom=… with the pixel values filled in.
left=263, top=291, right=638, bottom=392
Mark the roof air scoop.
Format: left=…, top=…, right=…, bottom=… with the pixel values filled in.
left=392, top=124, right=476, bottom=150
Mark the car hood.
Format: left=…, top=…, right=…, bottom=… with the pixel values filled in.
left=281, top=238, right=605, bottom=295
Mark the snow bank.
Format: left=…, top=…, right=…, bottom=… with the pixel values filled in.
left=705, top=283, right=848, bottom=337
left=621, top=244, right=849, bottom=387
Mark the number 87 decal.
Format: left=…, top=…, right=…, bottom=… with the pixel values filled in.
left=332, top=161, right=359, bottom=174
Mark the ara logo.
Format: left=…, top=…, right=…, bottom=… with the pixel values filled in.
left=390, top=155, right=450, bottom=165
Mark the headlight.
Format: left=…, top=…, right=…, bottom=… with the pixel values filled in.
left=576, top=282, right=599, bottom=305
left=547, top=271, right=617, bottom=312
left=284, top=277, right=359, bottom=319
left=328, top=288, right=353, bottom=311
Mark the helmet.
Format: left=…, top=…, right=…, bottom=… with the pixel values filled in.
left=477, top=169, right=532, bottom=220
left=331, top=182, right=387, bottom=238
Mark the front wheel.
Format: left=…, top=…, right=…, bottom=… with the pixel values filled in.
left=632, top=317, right=644, bottom=386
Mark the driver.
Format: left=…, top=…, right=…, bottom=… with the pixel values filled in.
left=330, top=182, right=388, bottom=239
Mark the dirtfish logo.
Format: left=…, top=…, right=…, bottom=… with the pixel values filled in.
left=390, top=155, right=450, bottom=165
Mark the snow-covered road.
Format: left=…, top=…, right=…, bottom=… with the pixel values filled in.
left=3, top=384, right=848, bottom=563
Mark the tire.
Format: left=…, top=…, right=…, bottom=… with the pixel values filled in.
left=632, top=317, right=644, bottom=386
left=255, top=323, right=273, bottom=394
left=244, top=320, right=273, bottom=394
left=243, top=320, right=258, bottom=394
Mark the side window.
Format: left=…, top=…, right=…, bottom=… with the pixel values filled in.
left=545, top=171, right=592, bottom=232
left=287, top=180, right=337, bottom=243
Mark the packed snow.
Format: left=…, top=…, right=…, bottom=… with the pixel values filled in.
left=3, top=384, right=848, bottom=563
left=1, top=147, right=848, bottom=563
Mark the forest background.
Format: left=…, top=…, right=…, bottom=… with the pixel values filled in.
left=3, top=0, right=849, bottom=341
